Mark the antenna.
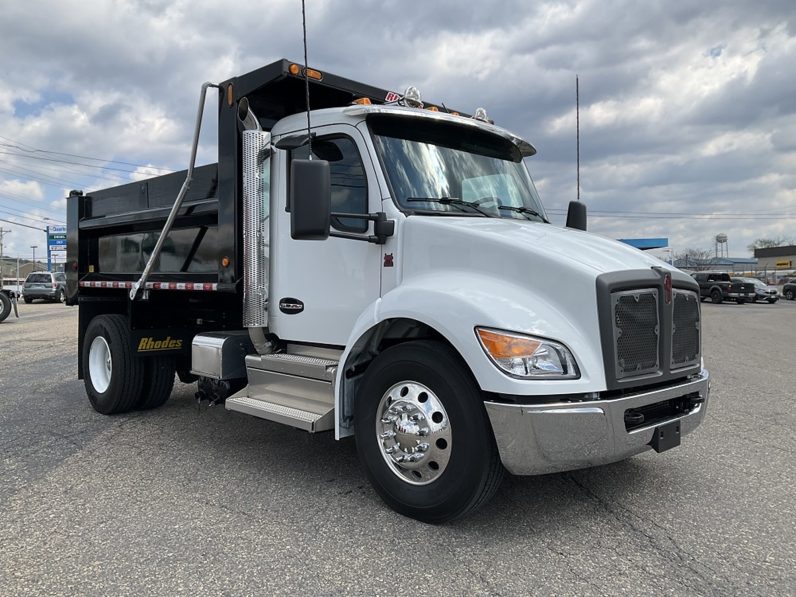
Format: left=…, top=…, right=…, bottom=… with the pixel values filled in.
left=576, top=75, right=580, bottom=202
left=301, top=0, right=312, bottom=159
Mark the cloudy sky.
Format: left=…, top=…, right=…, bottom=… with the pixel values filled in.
left=0, top=0, right=794, bottom=261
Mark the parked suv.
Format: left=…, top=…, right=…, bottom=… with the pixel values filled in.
left=23, top=271, right=66, bottom=303
left=733, top=277, right=778, bottom=303
left=784, top=280, right=796, bottom=301
left=692, top=272, right=754, bottom=304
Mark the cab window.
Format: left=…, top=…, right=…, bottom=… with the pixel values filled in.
left=290, top=136, right=368, bottom=233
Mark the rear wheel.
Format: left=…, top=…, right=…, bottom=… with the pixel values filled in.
left=83, top=315, right=144, bottom=415
left=24, top=297, right=33, bottom=304
left=0, top=292, right=11, bottom=323
left=137, top=356, right=176, bottom=410
left=786, top=289, right=795, bottom=301
left=354, top=341, right=503, bottom=523
left=710, top=289, right=723, bottom=304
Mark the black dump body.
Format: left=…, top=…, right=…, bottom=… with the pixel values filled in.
left=66, top=58, right=430, bottom=375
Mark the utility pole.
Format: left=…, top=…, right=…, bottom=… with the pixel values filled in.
left=31, top=245, right=38, bottom=271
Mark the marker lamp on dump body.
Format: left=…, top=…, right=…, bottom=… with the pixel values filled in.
left=476, top=328, right=580, bottom=379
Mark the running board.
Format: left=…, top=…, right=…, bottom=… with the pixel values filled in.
left=225, top=352, right=338, bottom=432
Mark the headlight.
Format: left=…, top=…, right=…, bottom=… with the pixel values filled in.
left=476, top=328, right=580, bottom=379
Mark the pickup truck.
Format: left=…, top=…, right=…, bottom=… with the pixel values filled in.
left=692, top=271, right=754, bottom=304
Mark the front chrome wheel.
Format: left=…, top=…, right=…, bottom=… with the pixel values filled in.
left=376, top=381, right=452, bottom=485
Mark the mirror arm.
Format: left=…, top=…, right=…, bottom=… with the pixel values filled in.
left=329, top=211, right=395, bottom=245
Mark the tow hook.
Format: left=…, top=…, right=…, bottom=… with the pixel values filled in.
left=624, top=411, right=645, bottom=426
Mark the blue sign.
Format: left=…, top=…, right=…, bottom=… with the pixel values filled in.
left=48, top=239, right=67, bottom=247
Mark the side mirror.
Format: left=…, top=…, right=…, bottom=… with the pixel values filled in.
left=566, top=200, right=587, bottom=231
left=290, top=159, right=331, bottom=240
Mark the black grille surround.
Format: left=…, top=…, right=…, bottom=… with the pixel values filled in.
left=597, top=269, right=701, bottom=392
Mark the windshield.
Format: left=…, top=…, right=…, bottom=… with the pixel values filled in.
left=369, top=116, right=547, bottom=222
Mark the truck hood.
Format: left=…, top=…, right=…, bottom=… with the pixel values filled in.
left=402, top=216, right=669, bottom=276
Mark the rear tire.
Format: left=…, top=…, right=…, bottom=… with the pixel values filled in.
left=82, top=315, right=144, bottom=415
left=24, top=297, right=33, bottom=304
left=710, top=289, right=723, bottom=304
left=137, top=356, right=176, bottom=410
left=354, top=340, right=503, bottom=523
left=786, top=289, right=795, bottom=301
left=0, top=292, right=11, bottom=323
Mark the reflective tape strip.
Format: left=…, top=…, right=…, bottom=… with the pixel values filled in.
left=79, top=281, right=218, bottom=291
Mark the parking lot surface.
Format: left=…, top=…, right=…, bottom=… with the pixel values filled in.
left=1, top=300, right=794, bottom=596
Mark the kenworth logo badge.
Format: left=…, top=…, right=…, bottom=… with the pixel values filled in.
left=137, top=336, right=183, bottom=352
left=279, top=298, right=304, bottom=314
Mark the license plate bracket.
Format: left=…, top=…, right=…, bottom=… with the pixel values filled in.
left=649, top=419, right=681, bottom=453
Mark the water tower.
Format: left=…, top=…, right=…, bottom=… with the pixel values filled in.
left=715, top=233, right=728, bottom=259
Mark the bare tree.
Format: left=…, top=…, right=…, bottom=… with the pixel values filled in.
left=748, top=237, right=795, bottom=252
left=673, top=247, right=713, bottom=269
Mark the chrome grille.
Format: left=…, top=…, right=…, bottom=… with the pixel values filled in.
left=612, top=289, right=659, bottom=379
left=671, top=289, right=700, bottom=369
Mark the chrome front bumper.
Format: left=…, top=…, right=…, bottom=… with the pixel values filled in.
left=484, top=369, right=710, bottom=475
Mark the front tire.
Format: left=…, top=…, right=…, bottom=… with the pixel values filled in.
left=82, top=315, right=144, bottom=414
left=786, top=289, right=795, bottom=301
left=354, top=341, right=503, bottom=523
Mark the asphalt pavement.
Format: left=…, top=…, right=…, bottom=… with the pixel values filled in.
left=0, top=300, right=794, bottom=596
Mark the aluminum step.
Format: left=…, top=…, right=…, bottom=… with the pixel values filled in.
left=226, top=351, right=339, bottom=432
left=225, top=394, right=333, bottom=432
left=246, top=352, right=338, bottom=381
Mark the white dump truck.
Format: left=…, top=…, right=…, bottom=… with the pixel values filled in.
left=67, top=60, right=709, bottom=522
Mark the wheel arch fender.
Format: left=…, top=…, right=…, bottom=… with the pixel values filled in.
left=333, top=273, right=604, bottom=438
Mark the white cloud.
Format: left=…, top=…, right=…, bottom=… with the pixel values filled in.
left=0, top=0, right=793, bottom=256
left=0, top=179, right=44, bottom=200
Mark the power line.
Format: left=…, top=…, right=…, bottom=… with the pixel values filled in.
left=0, top=150, right=153, bottom=175
left=0, top=157, right=128, bottom=186
left=0, top=209, right=61, bottom=226
left=0, top=217, right=46, bottom=231
left=0, top=134, right=174, bottom=174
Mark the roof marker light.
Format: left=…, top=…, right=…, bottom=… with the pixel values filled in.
left=304, top=67, right=323, bottom=81
left=402, top=86, right=423, bottom=108
left=473, top=107, right=489, bottom=122
left=352, top=97, right=372, bottom=105
left=289, top=63, right=301, bottom=75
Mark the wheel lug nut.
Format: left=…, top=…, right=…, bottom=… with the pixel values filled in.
left=418, top=428, right=430, bottom=436
left=417, top=442, right=429, bottom=452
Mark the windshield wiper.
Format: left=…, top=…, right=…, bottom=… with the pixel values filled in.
left=406, top=197, right=490, bottom=216
left=498, top=205, right=549, bottom=223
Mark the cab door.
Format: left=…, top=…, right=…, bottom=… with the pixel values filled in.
left=269, top=124, right=382, bottom=346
